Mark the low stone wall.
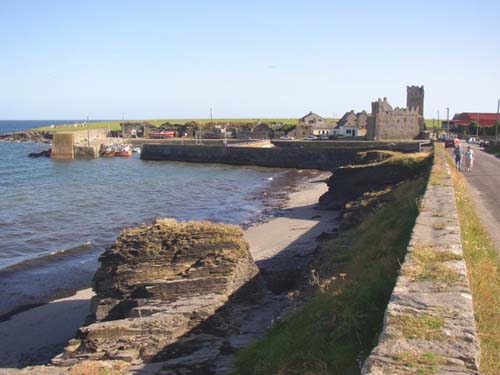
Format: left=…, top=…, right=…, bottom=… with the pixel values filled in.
left=272, top=140, right=422, bottom=152
left=74, top=145, right=98, bottom=158
left=140, top=143, right=422, bottom=170
left=361, top=146, right=480, bottom=374
left=141, top=143, right=369, bottom=170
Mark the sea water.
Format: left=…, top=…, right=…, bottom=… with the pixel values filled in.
left=0, top=120, right=286, bottom=316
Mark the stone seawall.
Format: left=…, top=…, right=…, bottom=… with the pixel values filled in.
left=272, top=140, right=422, bottom=152
left=140, top=143, right=421, bottom=170
left=361, top=146, right=480, bottom=374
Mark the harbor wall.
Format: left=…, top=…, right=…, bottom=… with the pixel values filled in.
left=271, top=140, right=422, bottom=152
left=141, top=142, right=426, bottom=170
left=140, top=143, right=411, bottom=170
left=51, top=133, right=74, bottom=159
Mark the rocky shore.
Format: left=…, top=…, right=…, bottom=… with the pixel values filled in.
left=0, top=131, right=52, bottom=144
left=0, top=171, right=337, bottom=374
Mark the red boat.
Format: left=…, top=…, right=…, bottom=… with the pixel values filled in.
left=115, top=149, right=132, bottom=157
left=115, top=145, right=132, bottom=157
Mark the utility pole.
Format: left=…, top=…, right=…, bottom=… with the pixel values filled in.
left=496, top=99, right=499, bottom=144
left=210, top=107, right=213, bottom=125
left=437, top=110, right=440, bottom=132
left=446, top=108, right=449, bottom=138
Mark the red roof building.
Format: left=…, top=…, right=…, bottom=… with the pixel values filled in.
left=450, top=113, right=500, bottom=127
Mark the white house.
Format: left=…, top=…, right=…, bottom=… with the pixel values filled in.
left=333, top=125, right=359, bottom=137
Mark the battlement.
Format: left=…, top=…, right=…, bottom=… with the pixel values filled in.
left=407, top=85, right=424, bottom=96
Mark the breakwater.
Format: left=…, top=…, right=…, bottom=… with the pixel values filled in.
left=140, top=142, right=422, bottom=170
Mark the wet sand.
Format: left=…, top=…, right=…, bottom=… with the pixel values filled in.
left=0, top=171, right=337, bottom=369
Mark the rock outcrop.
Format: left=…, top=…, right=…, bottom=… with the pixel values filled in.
left=53, top=219, right=259, bottom=367
left=0, top=131, right=52, bottom=143
left=28, top=149, right=51, bottom=158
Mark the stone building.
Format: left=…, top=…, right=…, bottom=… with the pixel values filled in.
left=299, top=111, right=327, bottom=126
left=367, top=86, right=424, bottom=140
left=407, top=85, right=424, bottom=117
left=291, top=112, right=335, bottom=137
left=407, top=85, right=425, bottom=131
left=336, top=110, right=368, bottom=136
left=251, top=123, right=273, bottom=139
left=367, top=98, right=421, bottom=140
left=121, top=122, right=156, bottom=137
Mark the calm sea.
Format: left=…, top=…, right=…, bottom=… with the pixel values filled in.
left=0, top=120, right=289, bottom=317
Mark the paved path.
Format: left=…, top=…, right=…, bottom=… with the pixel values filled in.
left=455, top=144, right=500, bottom=251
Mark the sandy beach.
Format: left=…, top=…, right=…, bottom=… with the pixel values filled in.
left=0, top=171, right=337, bottom=370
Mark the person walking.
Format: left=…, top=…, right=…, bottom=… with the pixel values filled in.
left=454, top=143, right=463, bottom=171
left=465, top=146, right=474, bottom=172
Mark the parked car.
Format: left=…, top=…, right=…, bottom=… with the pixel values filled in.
left=280, top=135, right=295, bottom=140
left=304, top=135, right=317, bottom=140
left=479, top=140, right=490, bottom=148
left=467, top=137, right=480, bottom=144
left=319, top=135, right=330, bottom=140
left=444, top=139, right=455, bottom=148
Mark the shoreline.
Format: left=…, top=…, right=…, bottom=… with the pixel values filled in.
left=0, top=169, right=337, bottom=369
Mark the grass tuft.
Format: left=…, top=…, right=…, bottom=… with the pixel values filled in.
left=391, top=312, right=445, bottom=340
left=404, top=246, right=461, bottom=283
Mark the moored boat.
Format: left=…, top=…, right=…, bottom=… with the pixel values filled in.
left=115, top=144, right=132, bottom=157
left=100, top=144, right=117, bottom=157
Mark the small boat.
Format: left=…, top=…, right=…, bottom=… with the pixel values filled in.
left=115, top=144, right=132, bottom=157
left=132, top=147, right=141, bottom=153
left=100, top=144, right=116, bottom=157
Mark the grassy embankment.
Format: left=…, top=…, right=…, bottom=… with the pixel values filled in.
left=443, top=145, right=500, bottom=375
left=31, top=118, right=302, bottom=133
left=485, top=142, right=500, bottom=156
left=32, top=118, right=436, bottom=134
left=234, top=155, right=431, bottom=374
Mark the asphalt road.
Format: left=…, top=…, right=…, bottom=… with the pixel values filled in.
left=456, top=144, right=500, bottom=250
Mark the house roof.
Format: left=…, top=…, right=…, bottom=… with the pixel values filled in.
left=299, top=111, right=325, bottom=122
left=451, top=113, right=500, bottom=127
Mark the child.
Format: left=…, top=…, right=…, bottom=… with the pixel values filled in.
left=465, top=146, right=474, bottom=172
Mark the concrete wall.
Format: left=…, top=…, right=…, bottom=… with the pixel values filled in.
left=140, top=144, right=408, bottom=170
left=74, top=145, right=98, bottom=158
left=367, top=110, right=421, bottom=140
left=271, top=140, right=422, bottom=152
left=51, top=133, right=74, bottom=159
left=71, top=129, right=110, bottom=145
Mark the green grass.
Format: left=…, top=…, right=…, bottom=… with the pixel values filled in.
left=391, top=312, right=445, bottom=341
left=30, top=118, right=306, bottom=133
left=485, top=142, right=500, bottom=156
left=395, top=351, right=446, bottom=375
left=234, top=166, right=429, bottom=375
left=403, top=246, right=462, bottom=283
left=31, top=118, right=439, bottom=134
left=443, top=143, right=500, bottom=375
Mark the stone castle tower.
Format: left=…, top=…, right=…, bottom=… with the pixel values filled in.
left=407, top=85, right=424, bottom=116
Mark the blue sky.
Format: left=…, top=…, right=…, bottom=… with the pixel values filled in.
left=1, top=0, right=499, bottom=120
